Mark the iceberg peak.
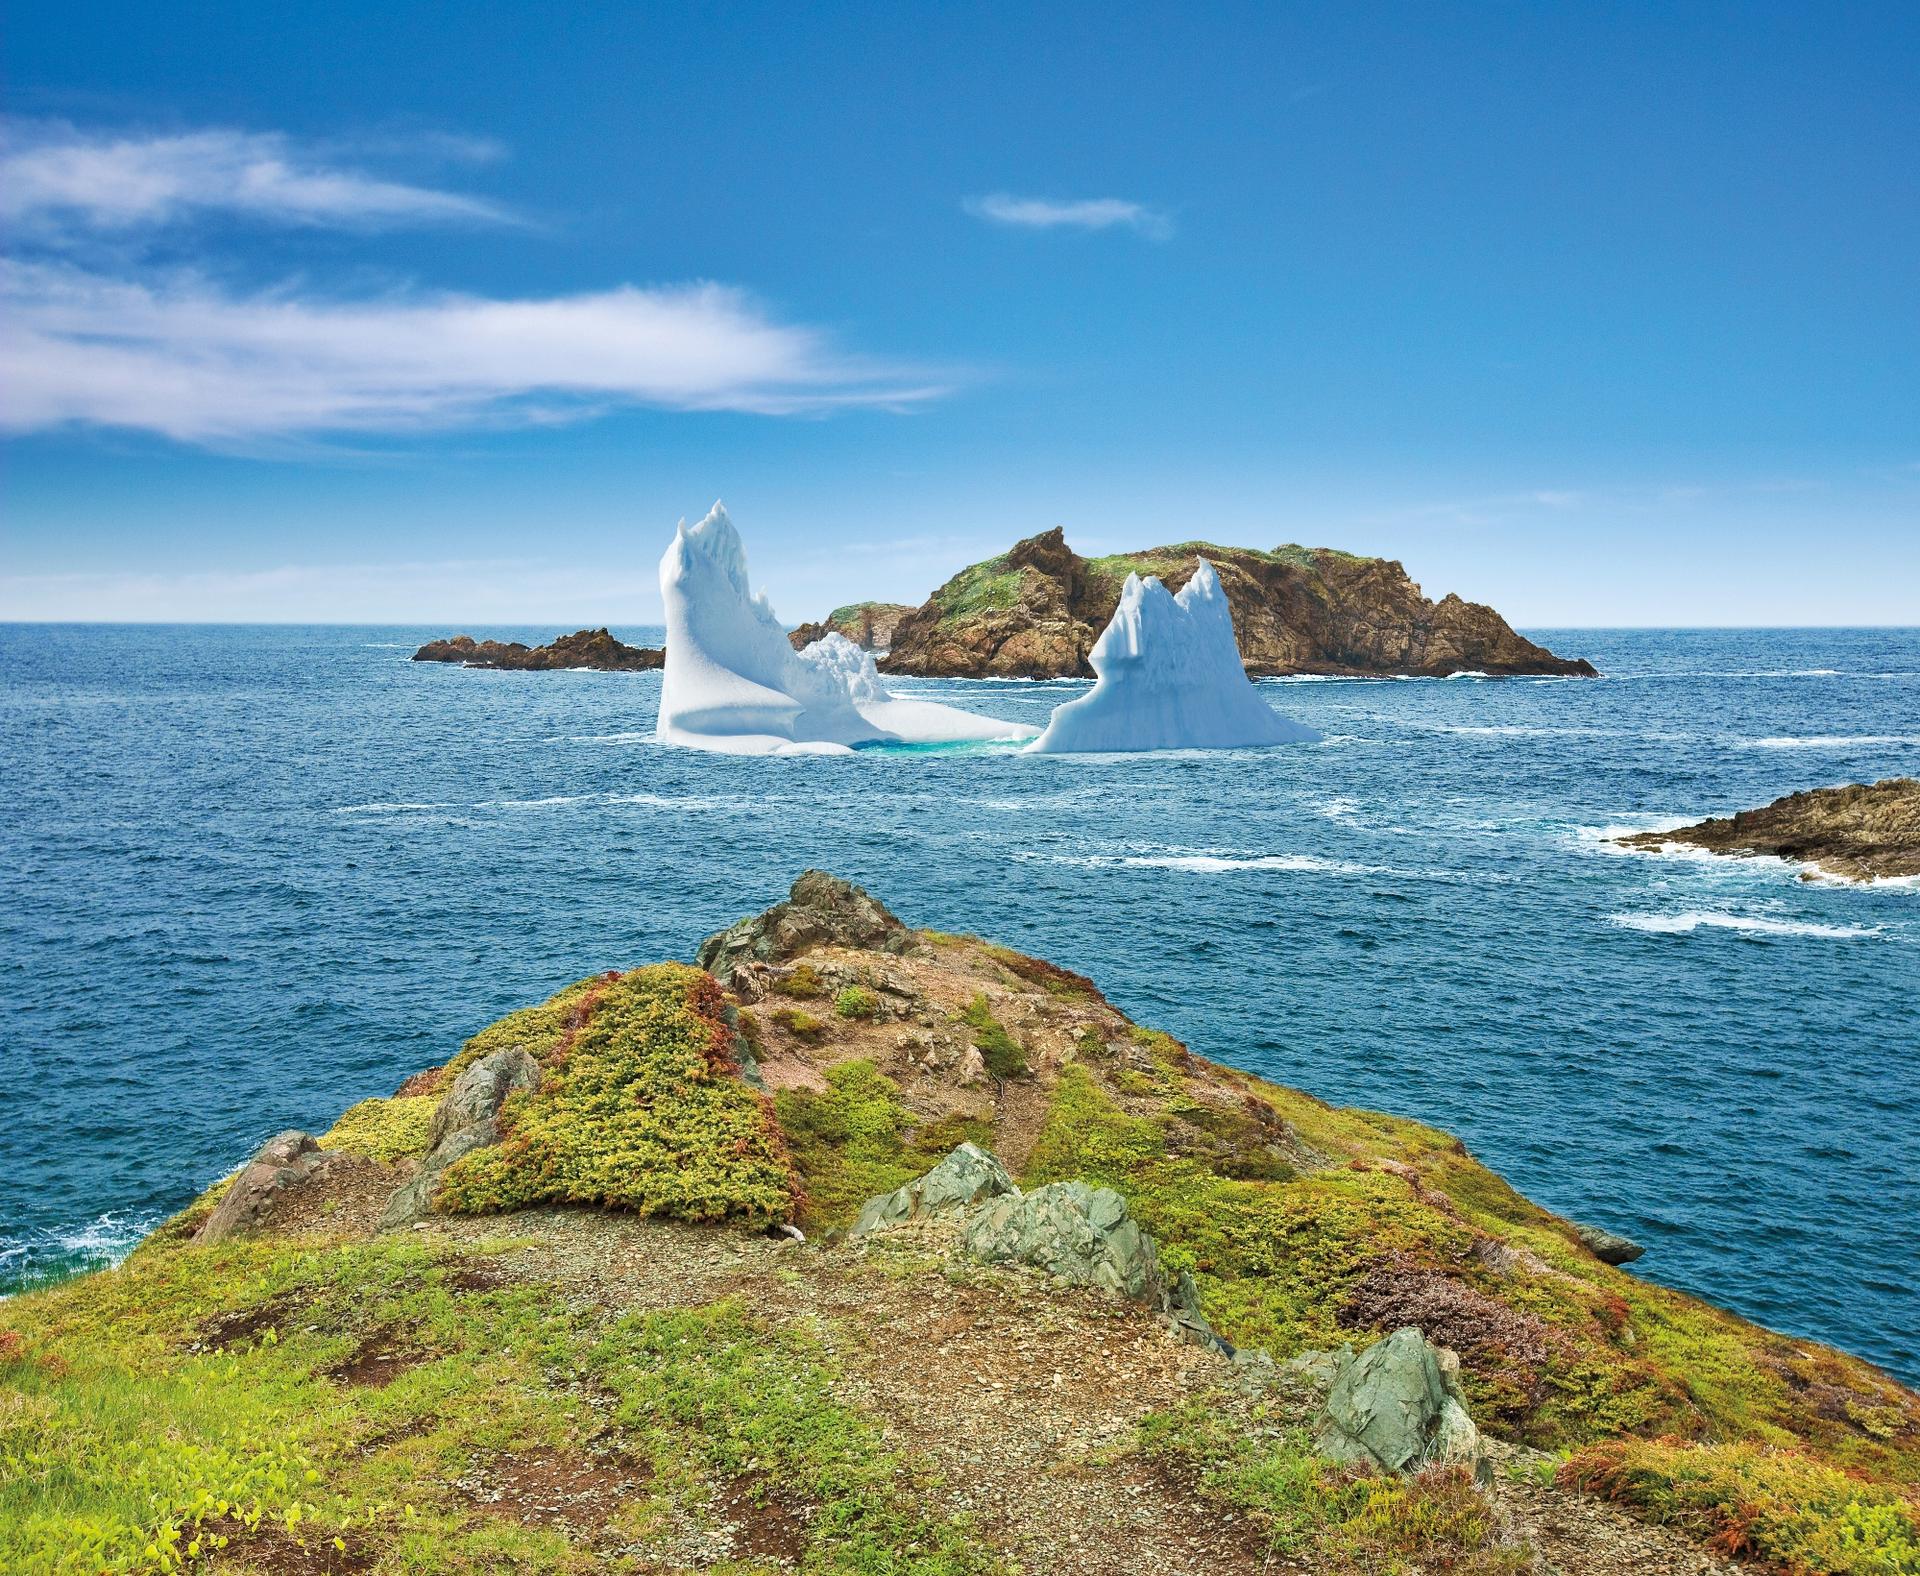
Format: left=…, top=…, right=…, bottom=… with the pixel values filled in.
left=1028, top=557, right=1319, bottom=753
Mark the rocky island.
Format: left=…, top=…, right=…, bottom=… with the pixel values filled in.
left=6, top=874, right=1913, bottom=1575
left=1617, top=777, right=1920, bottom=882
left=412, top=627, right=663, bottom=671
left=829, top=529, right=1595, bottom=679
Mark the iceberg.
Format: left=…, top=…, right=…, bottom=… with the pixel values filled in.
left=1028, top=559, right=1320, bottom=753
left=656, top=502, right=1035, bottom=754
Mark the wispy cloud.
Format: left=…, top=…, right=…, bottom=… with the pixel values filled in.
left=0, top=261, right=946, bottom=443
left=964, top=192, right=1171, bottom=240
left=0, top=120, right=512, bottom=231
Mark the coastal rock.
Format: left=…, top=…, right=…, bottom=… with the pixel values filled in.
left=851, top=1146, right=1225, bottom=1351
left=380, top=1049, right=541, bottom=1229
left=850, top=1141, right=1016, bottom=1234
left=1616, top=777, right=1920, bottom=882
left=788, top=601, right=915, bottom=654
left=196, top=1130, right=342, bottom=1243
left=1316, top=1326, right=1486, bottom=1479
left=698, top=870, right=911, bottom=985
left=411, top=628, right=663, bottom=672
left=879, top=527, right=1596, bottom=679
left=1574, top=1224, right=1646, bottom=1266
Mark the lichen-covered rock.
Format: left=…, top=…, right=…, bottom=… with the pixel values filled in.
left=195, top=1131, right=341, bottom=1243
left=380, top=1049, right=542, bottom=1229
left=1316, top=1326, right=1486, bottom=1479
left=1575, top=1223, right=1646, bottom=1266
left=851, top=1142, right=1015, bottom=1235
left=697, top=870, right=911, bottom=984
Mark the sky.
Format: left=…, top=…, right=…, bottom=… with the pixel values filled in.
left=2, top=2, right=1916, bottom=627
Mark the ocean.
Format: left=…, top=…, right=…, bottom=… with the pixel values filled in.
left=2, top=624, right=1915, bottom=1381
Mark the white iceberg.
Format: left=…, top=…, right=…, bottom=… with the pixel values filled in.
left=656, top=502, right=1035, bottom=754
left=1028, top=559, right=1320, bottom=753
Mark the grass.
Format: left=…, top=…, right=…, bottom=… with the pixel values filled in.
left=318, top=1095, right=438, bottom=1162
left=431, top=964, right=798, bottom=1224
left=774, top=1061, right=991, bottom=1231
left=769, top=1005, right=826, bottom=1040
left=0, top=1232, right=996, bottom=1574
left=776, top=963, right=825, bottom=1000
left=959, top=995, right=1026, bottom=1079
left=834, top=985, right=879, bottom=1020
left=926, top=555, right=1025, bottom=622
left=1562, top=1438, right=1920, bottom=1575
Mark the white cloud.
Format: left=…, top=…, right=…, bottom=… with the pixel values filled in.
left=0, top=261, right=946, bottom=442
left=964, top=193, right=1171, bottom=240
left=0, top=121, right=511, bottom=230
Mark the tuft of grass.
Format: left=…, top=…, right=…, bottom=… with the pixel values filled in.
left=770, top=1006, right=826, bottom=1041
left=1562, top=1438, right=1920, bottom=1575
left=776, top=963, right=825, bottom=1000
left=834, top=985, right=880, bottom=1020
left=433, top=964, right=797, bottom=1223
left=960, top=995, right=1026, bottom=1079
left=318, top=1095, right=439, bottom=1162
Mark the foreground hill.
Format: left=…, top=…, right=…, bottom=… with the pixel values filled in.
left=5, top=874, right=1912, bottom=1575
left=1617, top=778, right=1920, bottom=883
left=869, top=529, right=1596, bottom=678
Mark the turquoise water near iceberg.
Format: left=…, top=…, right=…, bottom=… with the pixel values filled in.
left=1, top=624, right=1916, bottom=1381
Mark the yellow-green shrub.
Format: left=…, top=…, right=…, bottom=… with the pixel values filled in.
left=318, top=1095, right=438, bottom=1162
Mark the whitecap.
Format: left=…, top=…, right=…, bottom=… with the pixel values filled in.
left=332, top=801, right=456, bottom=814
left=1607, top=911, right=1881, bottom=939
left=1741, top=735, right=1920, bottom=749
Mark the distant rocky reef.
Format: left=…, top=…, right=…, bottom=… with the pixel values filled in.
left=1616, top=777, right=1919, bottom=882
left=412, top=628, right=663, bottom=672
left=827, top=529, right=1593, bottom=679
left=787, top=601, right=914, bottom=654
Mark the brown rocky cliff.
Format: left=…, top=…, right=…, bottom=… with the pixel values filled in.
left=878, top=529, right=1595, bottom=679
left=787, top=601, right=916, bottom=653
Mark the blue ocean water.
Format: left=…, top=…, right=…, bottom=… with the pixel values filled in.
left=2, top=624, right=1916, bottom=1381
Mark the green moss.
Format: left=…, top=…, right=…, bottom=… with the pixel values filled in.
left=770, top=1006, right=826, bottom=1040
left=1563, top=1439, right=1920, bottom=1575
left=318, top=1095, right=439, bottom=1162
left=775, top=1062, right=990, bottom=1231
left=960, top=995, right=1026, bottom=1078
left=433, top=965, right=796, bottom=1224
left=776, top=963, right=825, bottom=999
left=834, top=985, right=880, bottom=1020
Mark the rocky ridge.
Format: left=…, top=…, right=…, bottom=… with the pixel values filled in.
left=787, top=601, right=915, bottom=654
left=411, top=627, right=664, bottom=671
left=7, top=872, right=1915, bottom=1576
left=870, top=528, right=1596, bottom=678
left=1616, top=776, right=1920, bottom=882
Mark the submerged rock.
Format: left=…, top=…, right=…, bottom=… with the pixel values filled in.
left=698, top=870, right=912, bottom=984
left=196, top=1131, right=342, bottom=1243
left=380, top=1049, right=541, bottom=1229
left=1316, top=1326, right=1486, bottom=1480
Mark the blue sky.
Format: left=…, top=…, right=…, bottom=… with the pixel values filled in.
left=3, top=2, right=1916, bottom=625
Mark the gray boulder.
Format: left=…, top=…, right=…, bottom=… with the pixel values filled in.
left=1316, top=1326, right=1485, bottom=1479
left=698, top=871, right=910, bottom=985
left=196, top=1130, right=341, bottom=1243
left=380, top=1048, right=541, bottom=1229
left=1574, top=1222, right=1645, bottom=1265
left=851, top=1141, right=1015, bottom=1235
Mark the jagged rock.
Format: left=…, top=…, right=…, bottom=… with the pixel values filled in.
left=1316, top=1327, right=1486, bottom=1479
left=196, top=1131, right=341, bottom=1243
left=697, top=871, right=911, bottom=984
left=880, top=527, right=1596, bottom=679
left=851, top=1142, right=1016, bottom=1234
left=788, top=601, right=915, bottom=653
left=1574, top=1223, right=1646, bottom=1266
left=412, top=628, right=663, bottom=671
left=380, top=1050, right=541, bottom=1229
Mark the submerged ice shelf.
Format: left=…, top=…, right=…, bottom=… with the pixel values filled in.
left=656, top=503, right=1035, bottom=754
left=1029, top=559, right=1319, bottom=753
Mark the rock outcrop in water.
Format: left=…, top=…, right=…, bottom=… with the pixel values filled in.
left=11, top=871, right=1915, bottom=1576
left=874, top=528, right=1596, bottom=679
left=1616, top=777, right=1920, bottom=882
left=411, top=628, right=664, bottom=671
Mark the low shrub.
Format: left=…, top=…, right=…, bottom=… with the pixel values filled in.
left=318, top=1095, right=439, bottom=1162
left=770, top=1007, right=826, bottom=1041
left=835, top=985, right=880, bottom=1020
left=776, top=963, right=825, bottom=999
left=960, top=995, right=1026, bottom=1078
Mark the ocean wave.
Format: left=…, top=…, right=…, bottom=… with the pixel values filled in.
left=1608, top=911, right=1882, bottom=940
left=0, top=1209, right=160, bottom=1293
left=332, top=801, right=457, bottom=814
left=554, top=731, right=657, bottom=744
left=1741, top=735, right=1920, bottom=749
left=1030, top=849, right=1391, bottom=876
left=476, top=795, right=595, bottom=809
